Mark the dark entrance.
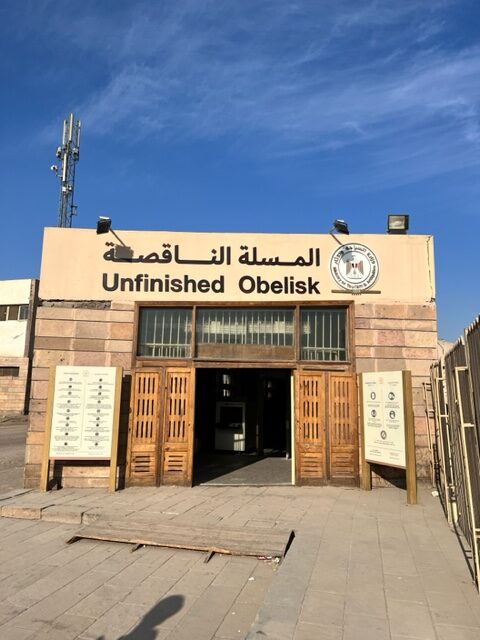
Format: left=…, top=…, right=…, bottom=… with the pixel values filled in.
left=194, top=368, right=292, bottom=485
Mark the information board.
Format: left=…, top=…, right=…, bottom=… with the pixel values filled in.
left=49, top=366, right=119, bottom=459
left=41, top=365, right=122, bottom=492
left=362, top=370, right=406, bottom=468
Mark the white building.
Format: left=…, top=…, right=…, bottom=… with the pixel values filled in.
left=0, top=279, right=38, bottom=414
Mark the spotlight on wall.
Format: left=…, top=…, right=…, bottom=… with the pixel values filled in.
left=331, top=219, right=350, bottom=235
left=96, top=216, right=112, bottom=235
left=387, top=214, right=409, bottom=234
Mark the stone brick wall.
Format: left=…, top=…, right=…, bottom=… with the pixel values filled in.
left=25, top=298, right=438, bottom=489
left=354, top=301, right=437, bottom=481
left=25, top=301, right=134, bottom=489
left=0, top=356, right=29, bottom=414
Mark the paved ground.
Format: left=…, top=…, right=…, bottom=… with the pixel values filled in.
left=1, top=483, right=480, bottom=639
left=0, top=416, right=28, bottom=492
left=1, top=417, right=479, bottom=638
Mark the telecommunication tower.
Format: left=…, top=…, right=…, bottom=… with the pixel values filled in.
left=51, top=113, right=81, bottom=227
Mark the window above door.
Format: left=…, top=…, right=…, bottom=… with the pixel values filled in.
left=137, top=304, right=350, bottom=363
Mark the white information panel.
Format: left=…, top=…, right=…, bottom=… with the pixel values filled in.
left=49, top=366, right=119, bottom=459
left=362, top=371, right=406, bottom=468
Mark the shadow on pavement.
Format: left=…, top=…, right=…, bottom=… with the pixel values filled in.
left=95, top=594, right=185, bottom=640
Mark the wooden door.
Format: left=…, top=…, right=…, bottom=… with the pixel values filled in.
left=160, top=368, right=195, bottom=486
left=329, top=373, right=359, bottom=484
left=127, top=370, right=163, bottom=486
left=295, top=371, right=327, bottom=485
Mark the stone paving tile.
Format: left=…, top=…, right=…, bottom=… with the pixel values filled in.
left=434, top=624, right=480, bottom=639
left=426, top=588, right=480, bottom=628
left=383, top=573, right=427, bottom=604
left=344, top=584, right=387, bottom=620
left=308, top=566, right=347, bottom=595
left=387, top=599, right=436, bottom=639
left=67, top=582, right=132, bottom=619
left=78, top=601, right=150, bottom=640
left=299, top=590, right=344, bottom=627
left=293, top=621, right=343, bottom=639
left=215, top=600, right=268, bottom=639
left=2, top=486, right=480, bottom=639
left=0, top=625, right=39, bottom=639
left=343, top=613, right=390, bottom=640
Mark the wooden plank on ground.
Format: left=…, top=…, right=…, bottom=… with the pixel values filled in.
left=66, top=519, right=294, bottom=559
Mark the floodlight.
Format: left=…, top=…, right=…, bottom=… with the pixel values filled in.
left=96, top=216, right=112, bottom=235
left=387, top=214, right=409, bottom=234
left=332, top=219, right=350, bottom=234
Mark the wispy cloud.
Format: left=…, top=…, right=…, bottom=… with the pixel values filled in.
left=26, top=0, right=480, bottom=185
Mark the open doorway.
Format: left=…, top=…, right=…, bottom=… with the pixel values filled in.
left=194, top=368, right=293, bottom=485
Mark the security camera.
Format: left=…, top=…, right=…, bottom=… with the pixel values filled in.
left=50, top=165, right=58, bottom=173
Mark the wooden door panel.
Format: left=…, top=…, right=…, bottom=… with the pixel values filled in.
left=161, top=368, right=195, bottom=486
left=295, top=372, right=327, bottom=485
left=329, top=373, right=359, bottom=483
left=127, top=371, right=162, bottom=486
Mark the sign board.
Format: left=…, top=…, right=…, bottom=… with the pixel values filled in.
left=41, top=365, right=122, bottom=491
left=39, top=228, right=436, bottom=303
left=49, top=366, right=119, bottom=459
left=360, top=370, right=416, bottom=504
left=362, top=370, right=406, bottom=468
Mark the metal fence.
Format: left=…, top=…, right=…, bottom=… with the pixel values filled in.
left=429, top=316, right=480, bottom=589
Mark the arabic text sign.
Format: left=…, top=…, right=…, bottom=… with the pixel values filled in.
left=103, top=243, right=321, bottom=268
left=49, top=366, right=119, bottom=459
left=362, top=371, right=406, bottom=468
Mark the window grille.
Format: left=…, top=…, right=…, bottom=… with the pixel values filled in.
left=138, top=308, right=192, bottom=358
left=196, top=308, right=294, bottom=346
left=300, top=308, right=347, bottom=361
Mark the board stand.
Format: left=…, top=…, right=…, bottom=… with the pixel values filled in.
left=360, top=370, right=417, bottom=505
left=40, top=366, right=122, bottom=492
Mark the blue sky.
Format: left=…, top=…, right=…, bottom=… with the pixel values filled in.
left=0, top=0, right=479, bottom=341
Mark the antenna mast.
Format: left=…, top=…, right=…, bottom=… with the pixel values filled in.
left=52, top=113, right=81, bottom=227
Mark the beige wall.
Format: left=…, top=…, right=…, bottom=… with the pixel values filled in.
left=26, top=228, right=438, bottom=488
left=25, top=299, right=438, bottom=488
left=40, top=228, right=435, bottom=303
left=0, top=356, right=29, bottom=414
left=354, top=302, right=437, bottom=480
left=25, top=302, right=134, bottom=488
left=0, top=279, right=33, bottom=358
left=0, top=279, right=37, bottom=415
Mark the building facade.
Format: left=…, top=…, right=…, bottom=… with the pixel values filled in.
left=0, top=279, right=38, bottom=415
left=24, top=227, right=437, bottom=489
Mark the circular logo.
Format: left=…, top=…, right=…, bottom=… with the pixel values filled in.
left=380, top=430, right=387, bottom=440
left=330, top=243, right=379, bottom=291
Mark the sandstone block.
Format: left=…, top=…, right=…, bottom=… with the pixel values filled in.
left=110, top=322, right=134, bottom=340
left=72, top=351, right=110, bottom=366
left=105, top=339, right=133, bottom=353
left=42, top=505, right=85, bottom=524
left=72, top=338, right=106, bottom=352
left=1, top=504, right=46, bottom=519
left=36, top=307, right=75, bottom=320
left=74, top=321, right=110, bottom=339
left=108, top=310, right=135, bottom=323
left=36, top=318, right=76, bottom=337
left=35, top=336, right=72, bottom=350
left=73, top=309, right=111, bottom=322
left=33, top=349, right=73, bottom=367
